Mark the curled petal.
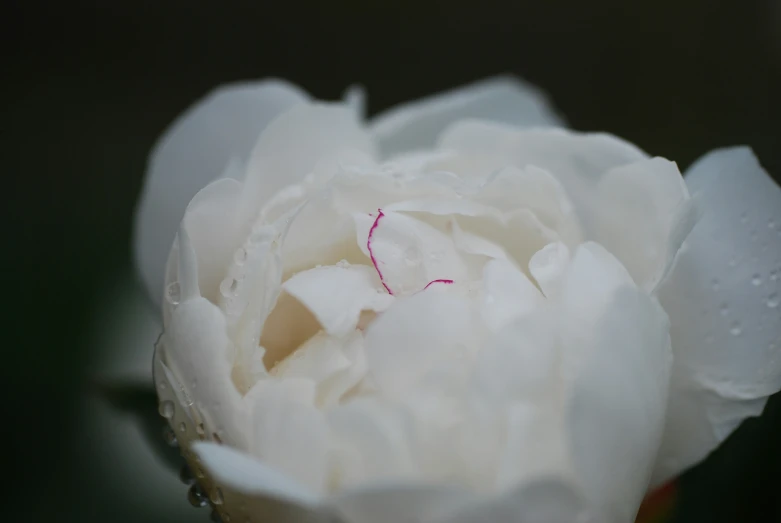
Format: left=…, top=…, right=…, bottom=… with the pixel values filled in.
left=135, top=79, right=309, bottom=306
left=370, top=75, right=565, bottom=158
left=653, top=147, right=781, bottom=484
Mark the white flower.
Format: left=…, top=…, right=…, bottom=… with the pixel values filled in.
left=135, top=77, right=781, bottom=523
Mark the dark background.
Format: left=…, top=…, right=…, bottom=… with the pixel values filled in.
left=4, top=1, right=780, bottom=522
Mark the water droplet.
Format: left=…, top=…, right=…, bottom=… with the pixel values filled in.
left=711, top=278, right=720, bottom=291
left=158, top=400, right=175, bottom=419
left=179, top=464, right=195, bottom=485
left=157, top=381, right=167, bottom=391
left=178, top=422, right=186, bottom=433
left=162, top=426, right=178, bottom=447
left=751, top=274, right=762, bottom=286
left=233, top=247, right=247, bottom=264
left=740, top=212, right=748, bottom=224
left=220, top=278, right=238, bottom=297
left=719, top=304, right=729, bottom=317
left=166, top=282, right=181, bottom=306
left=188, top=484, right=208, bottom=508
left=210, top=487, right=224, bottom=506
left=769, top=219, right=777, bottom=230
left=196, top=423, right=206, bottom=437
left=728, top=258, right=737, bottom=268
left=729, top=321, right=743, bottom=336
left=767, top=293, right=779, bottom=309
left=212, top=431, right=223, bottom=444
left=336, top=259, right=350, bottom=268
left=770, top=270, right=779, bottom=282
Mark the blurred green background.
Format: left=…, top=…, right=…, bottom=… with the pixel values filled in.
left=4, top=1, right=780, bottom=521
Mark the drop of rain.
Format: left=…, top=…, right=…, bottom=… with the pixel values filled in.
left=158, top=400, right=175, bottom=419
left=166, top=282, right=181, bottom=306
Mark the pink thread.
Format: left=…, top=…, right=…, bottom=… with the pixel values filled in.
left=423, top=279, right=454, bottom=290
left=367, top=209, right=394, bottom=295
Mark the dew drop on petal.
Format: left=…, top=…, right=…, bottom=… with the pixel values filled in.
left=740, top=212, right=748, bottom=224
left=158, top=400, right=174, bottom=419
left=767, top=293, right=779, bottom=309
left=188, top=484, right=208, bottom=508
left=769, top=219, right=777, bottom=230
left=729, top=321, right=743, bottom=336
left=210, top=487, right=224, bottom=506
left=178, top=422, right=186, bottom=433
left=720, top=304, right=730, bottom=317
left=233, top=247, right=247, bottom=265
left=179, top=464, right=195, bottom=485
left=166, top=282, right=181, bottom=306
left=751, top=274, right=763, bottom=286
left=220, top=278, right=238, bottom=297
left=711, top=278, right=720, bottom=291
left=163, top=426, right=178, bottom=447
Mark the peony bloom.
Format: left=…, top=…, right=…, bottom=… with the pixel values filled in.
left=135, top=77, right=781, bottom=523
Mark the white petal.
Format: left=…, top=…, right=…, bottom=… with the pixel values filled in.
left=591, top=157, right=693, bottom=289
left=451, top=218, right=510, bottom=261
left=653, top=147, right=781, bottom=484
left=162, top=297, right=247, bottom=449
left=364, top=290, right=477, bottom=396
left=282, top=265, right=393, bottom=337
left=438, top=478, right=590, bottom=523
left=566, top=287, right=671, bottom=522
left=559, top=242, right=635, bottom=334
left=192, top=441, right=319, bottom=506
left=369, top=75, right=564, bottom=158
left=327, top=399, right=419, bottom=489
left=180, top=178, right=245, bottom=303
left=245, top=378, right=329, bottom=493
left=437, top=123, right=647, bottom=216
left=481, top=258, right=543, bottom=331
left=356, top=210, right=468, bottom=295
left=332, top=483, right=475, bottom=523
left=238, top=103, right=376, bottom=225
left=134, top=80, right=309, bottom=306
left=529, top=241, right=571, bottom=299
left=274, top=331, right=369, bottom=408
left=473, top=312, right=557, bottom=403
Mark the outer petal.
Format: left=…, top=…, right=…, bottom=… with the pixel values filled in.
left=591, top=157, right=694, bottom=290
left=566, top=287, right=672, bottom=522
left=134, top=80, right=310, bottom=307
left=369, top=76, right=565, bottom=158
left=331, top=483, right=475, bottom=523
left=238, top=103, right=377, bottom=226
left=653, top=147, right=781, bottom=484
left=436, top=123, right=648, bottom=220
left=439, top=478, right=591, bottom=523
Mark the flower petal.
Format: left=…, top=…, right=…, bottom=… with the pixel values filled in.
left=134, top=80, right=309, bottom=306
left=238, top=103, right=376, bottom=225
left=162, top=295, right=247, bottom=449
left=192, top=441, right=319, bottom=506
left=591, top=158, right=693, bottom=290
left=369, top=76, right=564, bottom=158
left=364, top=289, right=477, bottom=397
left=565, top=286, right=672, bottom=522
left=245, top=378, right=329, bottom=493
left=653, top=147, right=781, bottom=484
left=282, top=265, right=393, bottom=337
left=331, top=483, right=475, bottom=523
left=481, top=258, right=543, bottom=331
left=356, top=210, right=468, bottom=295
left=438, top=478, right=591, bottom=523
left=437, top=123, right=647, bottom=217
